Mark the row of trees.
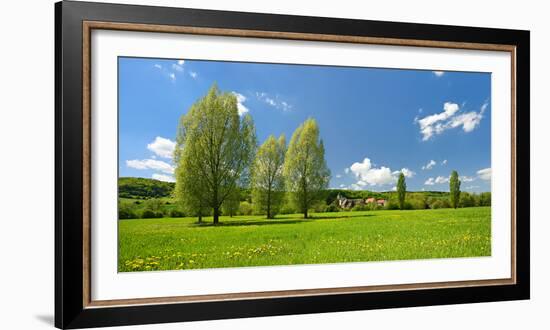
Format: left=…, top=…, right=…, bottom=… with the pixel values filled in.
left=395, top=170, right=463, bottom=210
left=174, top=85, right=330, bottom=224
left=119, top=189, right=492, bottom=219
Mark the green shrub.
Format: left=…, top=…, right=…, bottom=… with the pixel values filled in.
left=169, top=209, right=186, bottom=218
left=279, top=203, right=297, bottom=214
left=144, top=198, right=163, bottom=212
left=119, top=200, right=138, bottom=219
left=312, top=201, right=328, bottom=213
left=367, top=204, right=377, bottom=211
left=238, top=201, right=253, bottom=216
left=385, top=201, right=399, bottom=210
left=141, top=209, right=164, bottom=218
left=408, top=198, right=427, bottom=210
left=325, top=204, right=339, bottom=212
left=119, top=205, right=137, bottom=219
left=477, top=192, right=491, bottom=206
left=402, top=201, right=413, bottom=210
left=431, top=199, right=451, bottom=209
left=351, top=204, right=368, bottom=212
left=459, top=192, right=475, bottom=208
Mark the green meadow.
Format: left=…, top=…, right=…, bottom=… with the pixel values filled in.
left=118, top=207, right=491, bottom=272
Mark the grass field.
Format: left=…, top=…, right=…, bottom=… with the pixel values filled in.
left=118, top=207, right=491, bottom=272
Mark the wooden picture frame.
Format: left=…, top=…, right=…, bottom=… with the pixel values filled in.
left=55, top=1, right=530, bottom=328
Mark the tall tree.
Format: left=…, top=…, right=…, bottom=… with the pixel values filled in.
left=174, top=116, right=207, bottom=223
left=283, top=118, right=330, bottom=218
left=449, top=170, right=461, bottom=209
left=174, top=84, right=256, bottom=224
left=251, top=135, right=286, bottom=219
left=396, top=172, right=406, bottom=210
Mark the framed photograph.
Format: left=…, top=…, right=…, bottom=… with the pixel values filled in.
left=55, top=1, right=530, bottom=328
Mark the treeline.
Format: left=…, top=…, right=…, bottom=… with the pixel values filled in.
left=118, top=178, right=491, bottom=219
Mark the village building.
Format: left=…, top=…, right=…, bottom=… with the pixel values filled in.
left=337, top=194, right=387, bottom=209
left=336, top=193, right=365, bottom=209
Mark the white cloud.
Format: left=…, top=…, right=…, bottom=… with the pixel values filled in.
left=172, top=63, right=184, bottom=72
left=335, top=174, right=342, bottom=178
left=339, top=184, right=346, bottom=188
left=477, top=167, right=491, bottom=181
left=350, top=158, right=395, bottom=186
left=433, top=71, right=445, bottom=77
left=265, top=97, right=276, bottom=106
left=464, top=185, right=479, bottom=190
left=392, top=168, right=415, bottom=178
left=417, top=102, right=459, bottom=140
left=154, top=61, right=198, bottom=83
left=441, top=159, right=448, bottom=165
left=422, top=159, right=437, bottom=170
left=424, top=175, right=449, bottom=186
left=152, top=173, right=176, bottom=182
left=447, top=111, right=484, bottom=133
left=256, top=92, right=293, bottom=111
left=147, top=136, right=176, bottom=159
left=344, top=168, right=350, bottom=174
left=349, top=158, right=412, bottom=188
left=232, top=92, right=249, bottom=116
left=416, top=102, right=486, bottom=140
left=126, top=159, right=174, bottom=174
left=460, top=175, right=476, bottom=182
left=424, top=177, right=435, bottom=185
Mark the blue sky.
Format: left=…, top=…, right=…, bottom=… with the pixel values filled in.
left=119, top=57, right=492, bottom=192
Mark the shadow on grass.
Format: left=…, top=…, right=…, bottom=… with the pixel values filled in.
left=191, top=213, right=375, bottom=227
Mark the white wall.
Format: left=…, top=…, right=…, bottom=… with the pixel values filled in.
left=0, top=0, right=547, bottom=329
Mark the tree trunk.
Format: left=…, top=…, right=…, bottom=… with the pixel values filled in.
left=267, top=189, right=271, bottom=219
left=213, top=207, right=220, bottom=224
left=302, top=179, right=308, bottom=219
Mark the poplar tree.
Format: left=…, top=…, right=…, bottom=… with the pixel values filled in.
left=449, top=170, right=461, bottom=209
left=397, top=172, right=406, bottom=210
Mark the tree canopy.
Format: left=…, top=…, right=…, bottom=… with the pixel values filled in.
left=283, top=118, right=330, bottom=218
left=251, top=134, right=287, bottom=218
left=174, top=84, right=256, bottom=224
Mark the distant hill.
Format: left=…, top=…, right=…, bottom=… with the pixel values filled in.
left=119, top=177, right=175, bottom=199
